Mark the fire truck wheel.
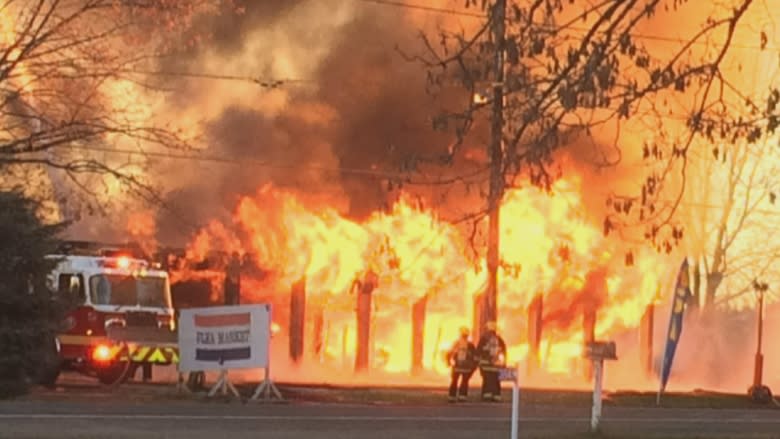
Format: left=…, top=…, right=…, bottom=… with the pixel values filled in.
left=96, top=361, right=131, bottom=386
left=36, top=336, right=61, bottom=389
left=37, top=365, right=61, bottom=389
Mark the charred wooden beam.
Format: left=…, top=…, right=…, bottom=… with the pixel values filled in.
left=355, top=291, right=372, bottom=371
left=289, top=277, right=306, bottom=363
left=311, top=306, right=325, bottom=362
left=354, top=271, right=377, bottom=372
left=527, top=294, right=544, bottom=375
left=223, top=252, right=242, bottom=305
left=411, top=295, right=428, bottom=374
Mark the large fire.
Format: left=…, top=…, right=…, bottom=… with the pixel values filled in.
left=178, top=175, right=668, bottom=381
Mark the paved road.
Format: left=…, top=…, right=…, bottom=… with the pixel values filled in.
left=1, top=399, right=780, bottom=439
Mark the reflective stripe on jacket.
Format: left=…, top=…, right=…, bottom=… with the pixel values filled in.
left=448, top=338, right=477, bottom=373
left=476, top=332, right=506, bottom=371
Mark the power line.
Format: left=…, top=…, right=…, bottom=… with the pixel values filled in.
left=66, top=144, right=419, bottom=180
left=121, top=69, right=313, bottom=87
left=357, top=0, right=777, bottom=52
left=60, top=144, right=780, bottom=216
left=357, top=0, right=483, bottom=17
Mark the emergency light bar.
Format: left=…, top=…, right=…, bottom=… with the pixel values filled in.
left=97, top=256, right=149, bottom=270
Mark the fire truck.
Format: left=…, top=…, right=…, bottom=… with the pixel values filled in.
left=43, top=242, right=179, bottom=386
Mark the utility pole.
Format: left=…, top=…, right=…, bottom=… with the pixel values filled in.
left=748, top=280, right=771, bottom=403
left=484, top=0, right=507, bottom=330
left=754, top=287, right=764, bottom=386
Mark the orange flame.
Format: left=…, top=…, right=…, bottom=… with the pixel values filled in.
left=180, top=176, right=669, bottom=379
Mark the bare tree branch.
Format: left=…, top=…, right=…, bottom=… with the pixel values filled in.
left=0, top=0, right=229, bottom=213
left=404, top=0, right=773, bottom=263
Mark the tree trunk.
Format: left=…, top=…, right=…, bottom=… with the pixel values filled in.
left=705, top=271, right=723, bottom=312
left=473, top=292, right=486, bottom=342
left=690, top=260, right=701, bottom=313
left=484, top=0, right=507, bottom=332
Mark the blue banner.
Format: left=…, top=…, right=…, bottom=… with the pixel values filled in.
left=659, top=259, right=692, bottom=396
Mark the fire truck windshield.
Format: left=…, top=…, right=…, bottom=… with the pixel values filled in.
left=89, top=274, right=169, bottom=308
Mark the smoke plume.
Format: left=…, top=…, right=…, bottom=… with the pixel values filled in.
left=126, top=0, right=464, bottom=246
left=61, top=0, right=649, bottom=248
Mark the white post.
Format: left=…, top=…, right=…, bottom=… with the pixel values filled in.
left=250, top=304, right=284, bottom=402
left=510, top=376, right=519, bottom=439
left=591, top=359, right=604, bottom=432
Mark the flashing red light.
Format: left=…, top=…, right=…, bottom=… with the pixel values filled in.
left=116, top=256, right=130, bottom=269
left=92, top=344, right=113, bottom=362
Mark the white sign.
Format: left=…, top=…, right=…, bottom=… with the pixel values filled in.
left=502, top=364, right=521, bottom=439
left=499, top=367, right=518, bottom=382
left=178, top=304, right=270, bottom=372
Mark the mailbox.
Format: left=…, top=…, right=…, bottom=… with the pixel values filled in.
left=584, top=341, right=618, bottom=361
left=584, top=340, right=617, bottom=433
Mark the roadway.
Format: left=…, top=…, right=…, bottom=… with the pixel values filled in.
left=2, top=399, right=780, bottom=439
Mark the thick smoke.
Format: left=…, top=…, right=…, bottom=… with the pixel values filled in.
left=146, top=0, right=463, bottom=246
left=59, top=0, right=640, bottom=248
left=50, top=0, right=780, bottom=393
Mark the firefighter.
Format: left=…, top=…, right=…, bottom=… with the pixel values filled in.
left=447, top=326, right=477, bottom=402
left=477, top=321, right=507, bottom=402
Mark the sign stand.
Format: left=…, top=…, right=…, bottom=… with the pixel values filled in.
left=208, top=369, right=240, bottom=399
left=251, top=305, right=283, bottom=403
left=584, top=341, right=618, bottom=433
left=250, top=366, right=283, bottom=402
left=177, top=304, right=277, bottom=402
left=176, top=372, right=192, bottom=394
left=499, top=364, right=520, bottom=439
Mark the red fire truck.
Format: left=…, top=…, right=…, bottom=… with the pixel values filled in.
left=43, top=244, right=179, bottom=386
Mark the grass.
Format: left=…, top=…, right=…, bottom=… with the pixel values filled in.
left=603, top=390, right=766, bottom=409
left=23, top=378, right=780, bottom=410
left=268, top=384, right=777, bottom=409
left=545, top=434, right=780, bottom=439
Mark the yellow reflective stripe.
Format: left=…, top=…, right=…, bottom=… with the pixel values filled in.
left=673, top=296, right=685, bottom=313
left=131, top=346, right=150, bottom=362
left=117, top=346, right=180, bottom=364
left=59, top=334, right=180, bottom=364
left=108, top=345, right=125, bottom=361
left=146, top=348, right=168, bottom=364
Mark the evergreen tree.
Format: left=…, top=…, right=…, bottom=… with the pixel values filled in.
left=0, top=191, right=67, bottom=398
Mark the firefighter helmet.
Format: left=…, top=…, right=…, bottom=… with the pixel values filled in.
left=459, top=326, right=470, bottom=336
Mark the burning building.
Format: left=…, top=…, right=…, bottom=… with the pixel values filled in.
left=164, top=177, right=669, bottom=386
left=9, top=0, right=772, bottom=391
